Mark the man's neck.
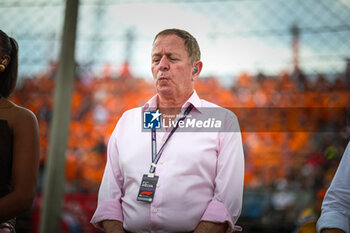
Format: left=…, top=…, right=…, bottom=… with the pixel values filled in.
left=158, top=91, right=194, bottom=117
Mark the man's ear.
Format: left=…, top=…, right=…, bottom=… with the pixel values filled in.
left=192, top=61, right=203, bottom=81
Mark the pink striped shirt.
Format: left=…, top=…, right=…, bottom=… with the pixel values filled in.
left=91, top=91, right=244, bottom=233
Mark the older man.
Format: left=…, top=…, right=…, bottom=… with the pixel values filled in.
left=91, top=28, right=244, bottom=233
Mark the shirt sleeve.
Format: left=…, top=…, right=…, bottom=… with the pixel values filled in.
left=316, top=141, right=350, bottom=233
left=90, top=121, right=125, bottom=229
left=200, top=112, right=245, bottom=233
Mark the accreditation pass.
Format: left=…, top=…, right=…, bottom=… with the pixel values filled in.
left=137, top=174, right=159, bottom=203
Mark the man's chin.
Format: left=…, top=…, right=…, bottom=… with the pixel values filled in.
left=157, top=87, right=175, bottom=97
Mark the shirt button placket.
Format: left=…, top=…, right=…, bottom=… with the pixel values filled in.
left=150, top=206, right=159, bottom=232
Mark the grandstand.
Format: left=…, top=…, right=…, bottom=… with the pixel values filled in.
left=12, top=60, right=350, bottom=233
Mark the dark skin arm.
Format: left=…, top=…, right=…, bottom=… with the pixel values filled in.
left=102, top=220, right=125, bottom=233
left=0, top=106, right=40, bottom=222
left=194, top=221, right=228, bottom=233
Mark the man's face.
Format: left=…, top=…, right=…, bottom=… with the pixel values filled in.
left=151, top=35, right=194, bottom=100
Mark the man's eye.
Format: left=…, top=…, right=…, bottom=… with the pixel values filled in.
left=152, top=59, right=160, bottom=63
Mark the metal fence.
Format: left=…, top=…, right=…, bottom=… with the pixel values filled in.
left=2, top=1, right=350, bottom=232
left=0, top=0, right=349, bottom=86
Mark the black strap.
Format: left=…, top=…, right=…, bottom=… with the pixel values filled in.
left=149, top=104, right=194, bottom=174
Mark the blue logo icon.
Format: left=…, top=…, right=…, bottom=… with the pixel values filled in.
left=143, top=110, right=161, bottom=129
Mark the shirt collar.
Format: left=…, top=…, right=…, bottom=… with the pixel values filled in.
left=143, top=94, right=158, bottom=110
left=143, top=90, right=202, bottom=113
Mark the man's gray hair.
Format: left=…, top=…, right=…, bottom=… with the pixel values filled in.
left=153, top=28, right=201, bottom=64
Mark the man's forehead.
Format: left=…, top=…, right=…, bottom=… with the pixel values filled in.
left=152, top=35, right=188, bottom=57
left=151, top=49, right=183, bottom=57
left=152, top=35, right=185, bottom=50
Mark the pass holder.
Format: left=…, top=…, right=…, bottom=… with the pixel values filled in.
left=137, top=104, right=194, bottom=203
left=137, top=174, right=159, bottom=203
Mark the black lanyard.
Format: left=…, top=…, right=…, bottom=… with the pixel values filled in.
left=149, top=104, right=194, bottom=174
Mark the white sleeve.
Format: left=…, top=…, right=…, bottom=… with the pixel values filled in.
left=317, top=141, right=350, bottom=233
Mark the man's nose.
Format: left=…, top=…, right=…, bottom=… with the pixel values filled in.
left=159, top=56, right=169, bottom=71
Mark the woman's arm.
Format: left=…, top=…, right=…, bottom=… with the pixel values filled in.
left=0, top=107, right=40, bottom=222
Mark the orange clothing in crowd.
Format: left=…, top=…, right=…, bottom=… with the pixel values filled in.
left=12, top=71, right=350, bottom=190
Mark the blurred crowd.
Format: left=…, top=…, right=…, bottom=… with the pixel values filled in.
left=12, top=62, right=350, bottom=232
